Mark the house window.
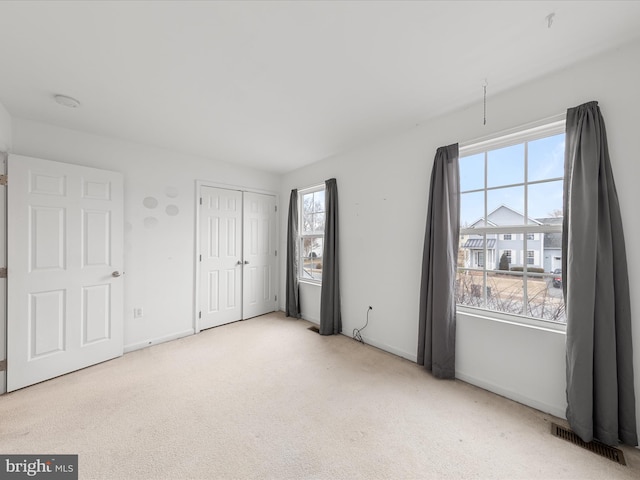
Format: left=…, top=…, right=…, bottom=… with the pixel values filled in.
left=527, top=250, right=535, bottom=265
left=457, top=120, right=565, bottom=324
left=299, top=185, right=325, bottom=282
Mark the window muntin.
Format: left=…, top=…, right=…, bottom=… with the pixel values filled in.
left=457, top=123, right=566, bottom=324
left=299, top=185, right=325, bottom=282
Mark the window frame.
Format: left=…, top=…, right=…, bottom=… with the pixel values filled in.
left=298, top=184, right=325, bottom=284
left=457, top=119, right=566, bottom=330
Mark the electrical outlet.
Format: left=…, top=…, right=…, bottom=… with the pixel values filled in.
left=134, top=307, right=144, bottom=318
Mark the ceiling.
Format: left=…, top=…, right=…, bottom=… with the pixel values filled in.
left=1, top=1, right=639, bottom=174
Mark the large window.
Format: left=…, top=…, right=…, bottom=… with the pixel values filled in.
left=457, top=121, right=566, bottom=324
left=299, top=185, right=325, bottom=282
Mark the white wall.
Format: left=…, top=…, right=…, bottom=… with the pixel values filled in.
left=0, top=101, right=11, bottom=152
left=0, top=100, right=12, bottom=394
left=12, top=118, right=280, bottom=354
left=280, top=37, right=640, bottom=429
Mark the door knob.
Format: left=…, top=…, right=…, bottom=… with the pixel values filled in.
left=112, top=271, right=121, bottom=277
left=244, top=261, right=249, bottom=265
left=236, top=261, right=242, bottom=266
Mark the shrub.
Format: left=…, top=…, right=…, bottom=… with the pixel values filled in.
left=499, top=253, right=510, bottom=271
left=510, top=266, right=545, bottom=274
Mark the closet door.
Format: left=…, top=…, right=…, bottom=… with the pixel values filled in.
left=199, top=186, right=243, bottom=329
left=198, top=187, right=277, bottom=330
left=242, top=192, right=277, bottom=319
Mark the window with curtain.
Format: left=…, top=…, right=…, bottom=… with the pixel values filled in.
left=299, top=185, right=325, bottom=282
left=457, top=120, right=566, bottom=326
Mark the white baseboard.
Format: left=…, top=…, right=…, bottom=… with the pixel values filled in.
left=347, top=332, right=417, bottom=363
left=455, top=371, right=567, bottom=419
left=301, top=314, right=320, bottom=324
left=124, top=329, right=195, bottom=353
left=0, top=371, right=5, bottom=395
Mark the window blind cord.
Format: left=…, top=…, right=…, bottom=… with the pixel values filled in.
left=353, top=306, right=372, bottom=343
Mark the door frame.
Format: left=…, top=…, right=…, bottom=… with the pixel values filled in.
left=0, top=152, right=7, bottom=394
left=193, top=180, right=279, bottom=333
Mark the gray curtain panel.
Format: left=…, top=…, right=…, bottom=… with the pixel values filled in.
left=320, top=178, right=341, bottom=335
left=563, top=101, right=637, bottom=446
left=417, top=144, right=460, bottom=379
left=285, top=189, right=301, bottom=318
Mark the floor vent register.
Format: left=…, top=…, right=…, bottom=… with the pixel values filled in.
left=551, top=423, right=626, bottom=465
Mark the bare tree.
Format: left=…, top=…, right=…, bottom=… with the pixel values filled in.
left=456, top=271, right=565, bottom=322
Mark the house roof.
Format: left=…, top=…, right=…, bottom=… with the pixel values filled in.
left=468, top=205, right=542, bottom=229
left=544, top=232, right=563, bottom=249
left=536, top=217, right=563, bottom=225
left=462, top=238, right=496, bottom=249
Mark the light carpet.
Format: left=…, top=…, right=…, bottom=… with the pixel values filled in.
left=1, top=311, right=639, bottom=479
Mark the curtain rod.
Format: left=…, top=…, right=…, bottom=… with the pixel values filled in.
left=459, top=112, right=566, bottom=150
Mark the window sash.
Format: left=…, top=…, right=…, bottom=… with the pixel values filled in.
left=298, top=184, right=325, bottom=283
left=457, top=120, right=565, bottom=325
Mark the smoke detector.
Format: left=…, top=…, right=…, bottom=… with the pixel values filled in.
left=54, top=94, right=81, bottom=108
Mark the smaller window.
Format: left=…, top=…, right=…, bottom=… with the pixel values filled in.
left=476, top=252, right=485, bottom=267
left=527, top=250, right=535, bottom=265
left=526, top=233, right=535, bottom=240
left=505, top=250, right=512, bottom=263
left=503, top=234, right=512, bottom=240
left=299, top=185, right=325, bottom=282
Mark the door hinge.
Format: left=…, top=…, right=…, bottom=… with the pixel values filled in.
left=0, top=267, right=6, bottom=278
left=274, top=295, right=277, bottom=302
left=274, top=205, right=277, bottom=212
left=199, top=311, right=202, bottom=319
left=200, top=197, right=203, bottom=205
left=199, top=254, right=202, bottom=262
left=0, top=175, right=6, bottom=186
left=275, top=250, right=277, bottom=257
left=0, top=360, right=6, bottom=372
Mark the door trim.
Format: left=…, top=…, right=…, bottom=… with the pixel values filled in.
left=193, top=180, right=279, bottom=333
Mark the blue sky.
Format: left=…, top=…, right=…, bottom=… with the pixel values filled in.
left=460, top=134, right=565, bottom=227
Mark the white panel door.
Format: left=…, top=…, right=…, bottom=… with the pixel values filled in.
left=199, top=186, right=243, bottom=330
left=7, top=155, right=124, bottom=391
left=242, top=192, right=276, bottom=319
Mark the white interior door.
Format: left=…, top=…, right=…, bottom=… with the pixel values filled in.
left=7, top=154, right=124, bottom=391
left=199, top=186, right=243, bottom=330
left=242, top=192, right=276, bottom=319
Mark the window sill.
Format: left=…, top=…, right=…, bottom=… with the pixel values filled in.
left=456, top=305, right=567, bottom=335
left=298, top=279, right=322, bottom=287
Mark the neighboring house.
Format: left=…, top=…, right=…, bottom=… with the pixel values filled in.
left=462, top=205, right=560, bottom=271
left=539, top=217, right=563, bottom=272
